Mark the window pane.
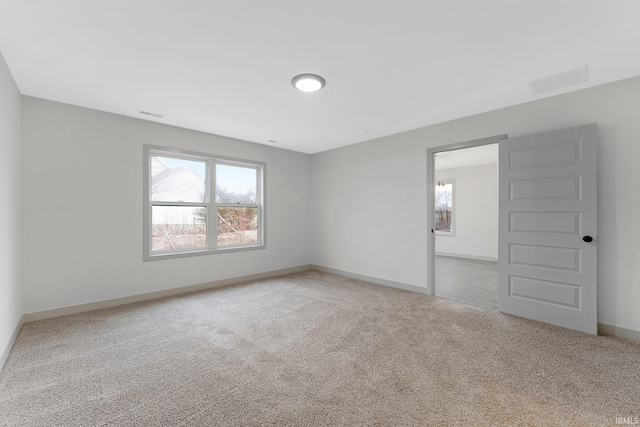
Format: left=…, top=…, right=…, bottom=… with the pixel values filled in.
left=152, top=206, right=206, bottom=251
left=151, top=156, right=206, bottom=202
left=435, top=183, right=453, bottom=232
left=217, top=207, right=258, bottom=246
left=216, top=164, right=257, bottom=204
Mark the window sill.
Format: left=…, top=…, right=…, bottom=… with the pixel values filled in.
left=144, top=244, right=266, bottom=262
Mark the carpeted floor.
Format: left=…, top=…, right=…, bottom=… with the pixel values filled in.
left=0, top=271, right=638, bottom=426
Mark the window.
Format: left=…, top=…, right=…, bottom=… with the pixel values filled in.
left=144, top=146, right=265, bottom=260
left=435, top=180, right=454, bottom=235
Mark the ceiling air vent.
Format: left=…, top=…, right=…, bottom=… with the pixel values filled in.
left=528, top=65, right=589, bottom=95
left=139, top=110, right=164, bottom=118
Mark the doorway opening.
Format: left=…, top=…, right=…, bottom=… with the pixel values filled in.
left=434, top=144, right=498, bottom=309
left=427, top=135, right=504, bottom=310
left=427, top=125, right=597, bottom=333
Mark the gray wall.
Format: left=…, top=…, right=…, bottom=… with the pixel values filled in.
left=0, top=52, right=22, bottom=366
left=311, top=75, right=640, bottom=333
left=4, top=63, right=640, bottom=358
left=21, top=97, right=311, bottom=313
left=435, top=163, right=498, bottom=260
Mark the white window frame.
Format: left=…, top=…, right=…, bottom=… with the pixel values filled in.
left=143, top=145, right=266, bottom=261
left=435, top=179, right=455, bottom=237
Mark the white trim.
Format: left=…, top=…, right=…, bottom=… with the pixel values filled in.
left=598, top=323, right=640, bottom=343
left=311, top=265, right=430, bottom=295
left=1, top=316, right=24, bottom=373
left=435, top=251, right=499, bottom=263
left=22, top=265, right=313, bottom=323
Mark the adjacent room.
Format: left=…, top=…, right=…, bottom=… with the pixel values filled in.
left=434, top=144, right=499, bottom=310
left=1, top=1, right=640, bottom=425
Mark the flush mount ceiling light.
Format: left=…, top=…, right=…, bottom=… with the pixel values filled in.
left=291, top=73, right=326, bottom=92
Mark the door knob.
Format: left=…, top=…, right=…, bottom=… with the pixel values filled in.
left=583, top=236, right=593, bottom=243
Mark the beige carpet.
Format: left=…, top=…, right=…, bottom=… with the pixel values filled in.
left=1, top=271, right=638, bottom=426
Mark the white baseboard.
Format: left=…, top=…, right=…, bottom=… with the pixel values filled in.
left=436, top=251, right=498, bottom=262
left=598, top=323, right=640, bottom=343
left=311, top=265, right=430, bottom=295
left=1, top=315, right=24, bottom=373
left=22, top=265, right=313, bottom=323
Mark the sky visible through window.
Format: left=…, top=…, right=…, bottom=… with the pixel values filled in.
left=158, top=157, right=256, bottom=197
left=217, top=164, right=256, bottom=202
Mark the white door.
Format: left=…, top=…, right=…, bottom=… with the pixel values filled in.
left=498, top=124, right=597, bottom=335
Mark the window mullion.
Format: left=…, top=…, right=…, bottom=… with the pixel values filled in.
left=207, top=160, right=217, bottom=249
left=216, top=204, right=259, bottom=210
left=150, top=201, right=207, bottom=207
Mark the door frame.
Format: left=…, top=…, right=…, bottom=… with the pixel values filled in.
left=426, top=134, right=507, bottom=296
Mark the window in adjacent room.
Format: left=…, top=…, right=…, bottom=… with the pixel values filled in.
left=144, top=145, right=265, bottom=260
left=435, top=180, right=454, bottom=235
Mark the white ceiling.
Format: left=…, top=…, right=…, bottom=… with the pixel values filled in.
left=435, top=144, right=498, bottom=170
left=1, top=1, right=639, bottom=154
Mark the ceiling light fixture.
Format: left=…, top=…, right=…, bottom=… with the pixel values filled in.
left=291, top=73, right=326, bottom=92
